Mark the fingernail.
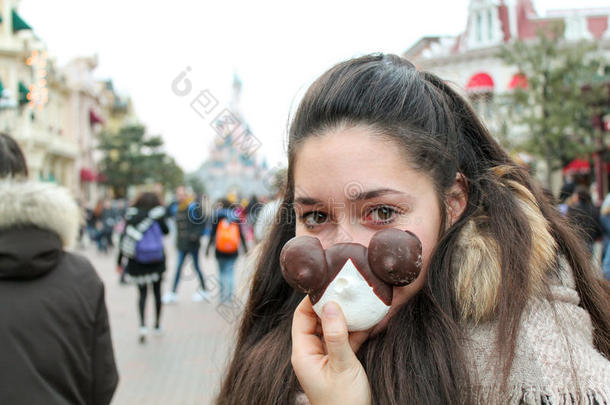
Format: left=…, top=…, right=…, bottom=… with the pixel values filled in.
left=323, top=302, right=339, bottom=318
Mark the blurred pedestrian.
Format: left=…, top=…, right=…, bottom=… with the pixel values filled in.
left=205, top=199, right=248, bottom=303
left=600, top=193, right=610, bottom=280
left=254, top=171, right=285, bottom=243
left=245, top=195, right=262, bottom=225
left=558, top=179, right=575, bottom=216
left=85, top=204, right=96, bottom=242
left=244, top=195, right=262, bottom=243
left=118, top=192, right=169, bottom=343
left=567, top=185, right=602, bottom=254
left=99, top=199, right=116, bottom=250
left=0, top=133, right=118, bottom=404
left=92, top=199, right=115, bottom=253
left=163, top=186, right=209, bottom=304
left=76, top=198, right=87, bottom=249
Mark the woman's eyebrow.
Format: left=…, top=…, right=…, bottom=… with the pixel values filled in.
left=293, top=196, right=322, bottom=206
left=348, top=188, right=407, bottom=201
left=294, top=188, right=409, bottom=205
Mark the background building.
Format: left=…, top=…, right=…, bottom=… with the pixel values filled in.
left=193, top=75, right=273, bottom=203
left=0, top=0, right=139, bottom=205
left=0, top=0, right=80, bottom=192
left=404, top=0, right=610, bottom=194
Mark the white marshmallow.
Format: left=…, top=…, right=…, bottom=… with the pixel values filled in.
left=312, top=258, right=390, bottom=331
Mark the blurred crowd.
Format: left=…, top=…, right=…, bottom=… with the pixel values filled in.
left=557, top=179, right=610, bottom=280
left=79, top=179, right=285, bottom=343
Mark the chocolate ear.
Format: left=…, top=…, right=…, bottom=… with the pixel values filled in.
left=280, top=236, right=328, bottom=294
left=368, top=228, right=422, bottom=286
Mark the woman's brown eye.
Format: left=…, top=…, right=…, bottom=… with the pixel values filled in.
left=367, top=206, right=397, bottom=224
left=303, top=212, right=328, bottom=227
left=376, top=207, right=393, bottom=220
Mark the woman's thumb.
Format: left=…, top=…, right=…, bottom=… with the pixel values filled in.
left=321, top=301, right=356, bottom=372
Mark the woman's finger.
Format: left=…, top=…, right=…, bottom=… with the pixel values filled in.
left=320, top=301, right=357, bottom=373
left=314, top=322, right=323, bottom=338
left=348, top=330, right=370, bottom=353
left=292, top=296, right=324, bottom=358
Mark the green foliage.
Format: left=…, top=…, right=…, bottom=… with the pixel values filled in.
left=498, top=23, right=609, bottom=186
left=98, top=125, right=184, bottom=197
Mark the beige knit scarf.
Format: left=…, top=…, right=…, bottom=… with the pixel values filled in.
left=465, top=262, right=610, bottom=404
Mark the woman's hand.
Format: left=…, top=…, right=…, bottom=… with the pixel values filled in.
left=291, top=296, right=371, bottom=405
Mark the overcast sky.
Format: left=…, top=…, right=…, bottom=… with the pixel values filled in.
left=18, top=0, right=610, bottom=172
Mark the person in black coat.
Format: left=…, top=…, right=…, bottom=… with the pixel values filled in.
left=567, top=185, right=602, bottom=254
left=0, top=133, right=118, bottom=405
left=163, top=186, right=209, bottom=303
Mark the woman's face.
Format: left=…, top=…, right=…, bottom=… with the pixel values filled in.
left=293, top=125, right=461, bottom=333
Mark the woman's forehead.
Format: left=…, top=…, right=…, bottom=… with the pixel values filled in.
left=293, top=127, right=429, bottom=202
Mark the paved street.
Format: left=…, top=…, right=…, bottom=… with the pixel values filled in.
left=76, top=235, right=254, bottom=405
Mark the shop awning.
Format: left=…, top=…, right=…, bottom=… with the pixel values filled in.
left=466, top=73, right=494, bottom=92
left=508, top=73, right=528, bottom=90
left=562, top=159, right=590, bottom=175
left=18, top=81, right=29, bottom=105
left=80, top=168, right=97, bottom=182
left=89, top=109, right=105, bottom=126
left=12, top=9, right=32, bottom=32
left=0, top=79, right=4, bottom=97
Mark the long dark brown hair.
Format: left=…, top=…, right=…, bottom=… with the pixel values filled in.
left=133, top=192, right=162, bottom=212
left=216, top=54, right=610, bottom=404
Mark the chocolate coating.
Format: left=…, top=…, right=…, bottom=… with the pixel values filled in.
left=324, top=244, right=393, bottom=306
left=368, top=228, right=422, bottom=286
left=280, top=229, right=423, bottom=310
left=280, top=236, right=327, bottom=294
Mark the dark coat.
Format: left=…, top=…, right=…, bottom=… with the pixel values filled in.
left=174, top=199, right=207, bottom=251
left=0, top=181, right=118, bottom=405
left=567, top=201, right=602, bottom=246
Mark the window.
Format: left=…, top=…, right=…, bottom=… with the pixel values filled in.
left=476, top=12, right=482, bottom=42
left=469, top=93, right=494, bottom=120
left=487, top=10, right=493, bottom=41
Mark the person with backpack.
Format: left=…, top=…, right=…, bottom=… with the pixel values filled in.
left=118, top=192, right=169, bottom=343
left=205, top=199, right=249, bottom=303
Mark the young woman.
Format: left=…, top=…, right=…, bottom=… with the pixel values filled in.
left=216, top=54, right=610, bottom=404
left=118, top=192, right=169, bottom=343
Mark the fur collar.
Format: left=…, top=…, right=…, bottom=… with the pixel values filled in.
left=452, top=175, right=557, bottom=323
left=0, top=180, right=80, bottom=248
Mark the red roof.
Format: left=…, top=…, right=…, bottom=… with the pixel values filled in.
left=508, top=73, right=528, bottom=90
left=588, top=16, right=608, bottom=39
left=89, top=109, right=105, bottom=126
left=466, top=73, right=494, bottom=92
left=562, top=159, right=590, bottom=175
left=80, top=168, right=97, bottom=182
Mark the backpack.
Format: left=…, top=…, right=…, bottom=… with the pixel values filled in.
left=135, top=222, right=165, bottom=263
left=215, top=218, right=240, bottom=254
